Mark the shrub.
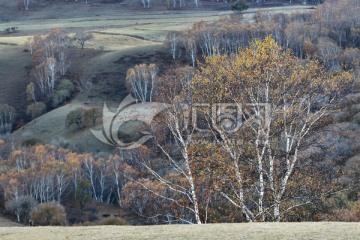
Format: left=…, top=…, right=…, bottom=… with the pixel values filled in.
left=231, top=0, right=249, bottom=12
left=99, top=216, right=129, bottom=225
left=21, top=138, right=40, bottom=146
left=5, top=27, right=18, bottom=34
left=52, top=79, right=75, bottom=108
left=66, top=208, right=83, bottom=225
left=345, top=201, right=360, bottom=221
left=84, top=108, right=102, bottom=127
left=52, top=90, right=71, bottom=107
left=65, top=108, right=85, bottom=130
left=30, top=202, right=67, bottom=226
left=50, top=137, right=69, bottom=148
left=86, top=207, right=98, bottom=222
left=58, top=79, right=75, bottom=95
left=26, top=102, right=46, bottom=120
left=6, top=196, right=38, bottom=223
left=87, top=212, right=98, bottom=222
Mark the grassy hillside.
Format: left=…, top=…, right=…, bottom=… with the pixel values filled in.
left=11, top=44, right=171, bottom=152
left=0, top=222, right=359, bottom=240
left=0, top=215, right=22, bottom=227
left=0, top=3, right=312, bottom=151
left=0, top=45, right=32, bottom=115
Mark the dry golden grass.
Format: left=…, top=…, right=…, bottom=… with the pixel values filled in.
left=0, top=36, right=31, bottom=46
left=87, top=33, right=160, bottom=51
left=0, top=222, right=358, bottom=240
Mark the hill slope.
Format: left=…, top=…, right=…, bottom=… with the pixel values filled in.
left=0, top=45, right=32, bottom=115
left=0, top=215, right=22, bottom=227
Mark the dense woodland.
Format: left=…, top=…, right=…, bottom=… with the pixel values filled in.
left=0, top=0, right=359, bottom=225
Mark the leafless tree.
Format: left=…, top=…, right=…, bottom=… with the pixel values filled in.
left=74, top=30, right=93, bottom=49
left=0, top=105, right=16, bottom=135
left=167, top=31, right=181, bottom=60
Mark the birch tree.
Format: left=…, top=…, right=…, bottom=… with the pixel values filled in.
left=125, top=68, right=203, bottom=224
left=181, top=31, right=197, bottom=68
left=46, top=57, right=57, bottom=93
left=0, top=105, right=16, bottom=135
left=192, top=36, right=354, bottom=221
left=32, top=29, right=71, bottom=77
left=125, top=64, right=158, bottom=102
left=166, top=31, right=181, bottom=60
left=128, top=104, right=202, bottom=224
left=51, top=29, right=71, bottom=76
left=82, top=154, right=99, bottom=201
left=140, top=0, right=151, bottom=8
left=107, top=154, right=127, bottom=206
left=23, top=0, right=30, bottom=10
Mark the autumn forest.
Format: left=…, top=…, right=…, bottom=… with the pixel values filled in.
left=0, top=0, right=359, bottom=231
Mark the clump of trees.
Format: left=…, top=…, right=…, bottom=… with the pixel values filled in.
left=5, top=196, right=37, bottom=223
left=29, top=30, right=73, bottom=92
left=125, top=64, right=158, bottom=102
left=30, top=29, right=72, bottom=97
left=189, top=36, right=353, bottom=222
left=23, top=29, right=80, bottom=122
left=119, top=36, right=354, bottom=224
left=136, top=0, right=319, bottom=9
left=166, top=0, right=360, bottom=72
left=65, top=107, right=101, bottom=130
left=5, top=27, right=18, bottom=34
left=0, top=144, right=131, bottom=215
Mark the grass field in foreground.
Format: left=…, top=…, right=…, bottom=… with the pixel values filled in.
left=0, top=222, right=359, bottom=240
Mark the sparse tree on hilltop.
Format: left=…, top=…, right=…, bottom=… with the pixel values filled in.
left=74, top=30, right=93, bottom=49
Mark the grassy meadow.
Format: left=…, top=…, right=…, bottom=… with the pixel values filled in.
left=0, top=222, right=359, bottom=240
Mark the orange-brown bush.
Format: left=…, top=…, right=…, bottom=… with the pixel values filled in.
left=30, top=202, right=67, bottom=226
left=99, top=216, right=129, bottom=226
